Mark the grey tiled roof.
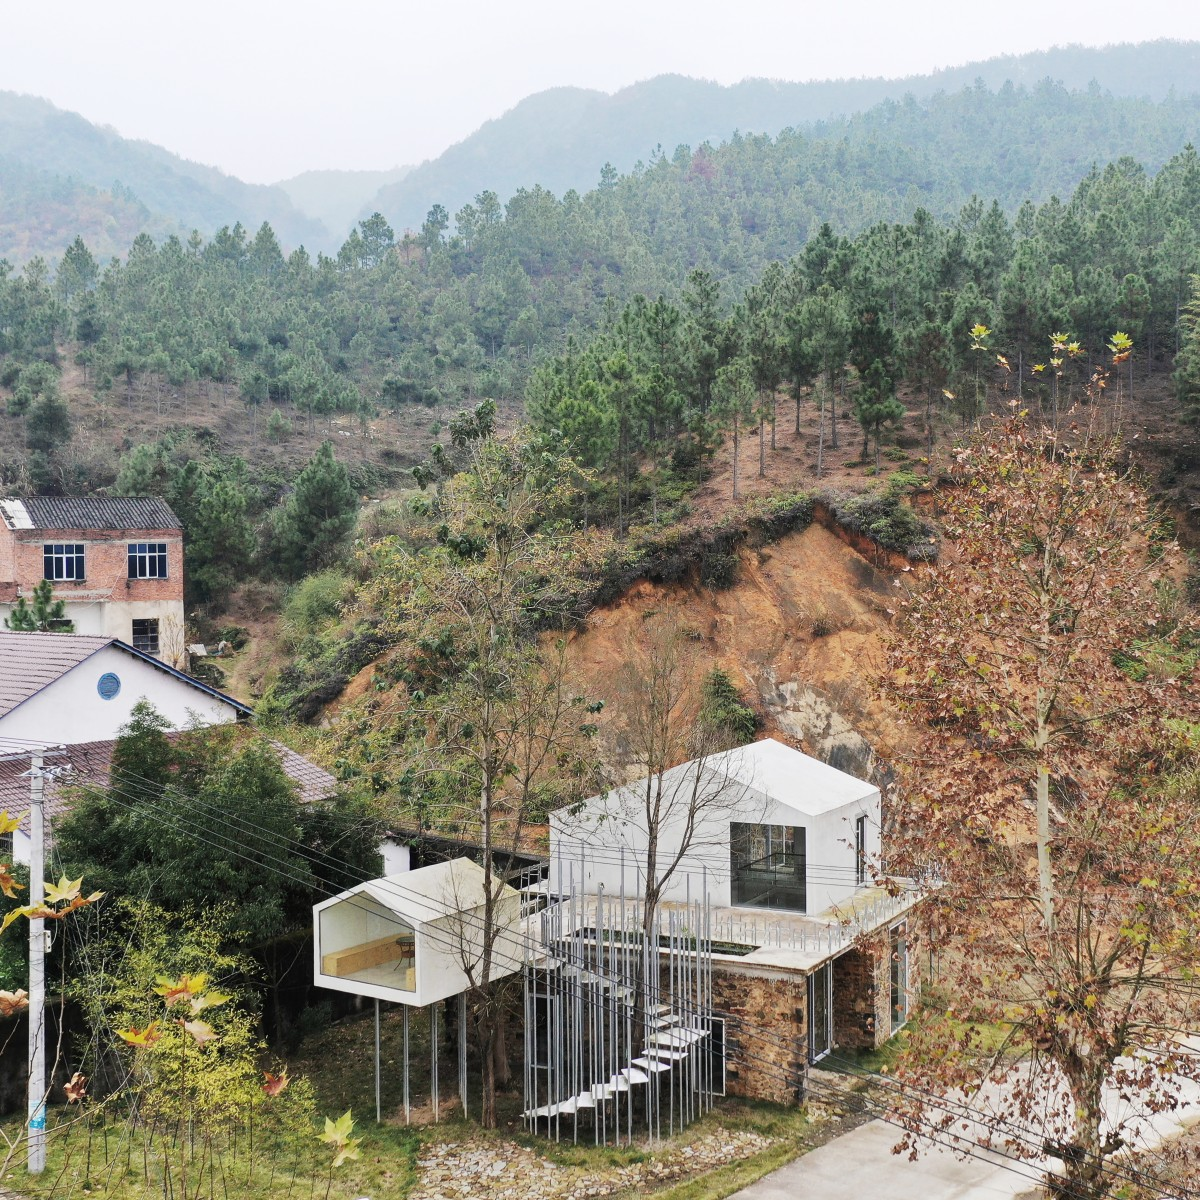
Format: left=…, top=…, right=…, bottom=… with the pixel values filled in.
left=0, top=496, right=181, bottom=532
left=0, top=632, right=110, bottom=719
left=0, top=736, right=337, bottom=833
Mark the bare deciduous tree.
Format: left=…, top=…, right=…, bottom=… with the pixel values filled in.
left=884, top=412, right=1200, bottom=1199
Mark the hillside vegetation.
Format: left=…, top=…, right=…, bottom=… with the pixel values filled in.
left=5, top=41, right=1200, bottom=269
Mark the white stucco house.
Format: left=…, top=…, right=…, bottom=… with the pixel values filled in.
left=0, top=631, right=250, bottom=747
left=550, top=737, right=882, bottom=917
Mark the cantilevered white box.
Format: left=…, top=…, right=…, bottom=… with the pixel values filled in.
left=313, top=858, right=524, bottom=1007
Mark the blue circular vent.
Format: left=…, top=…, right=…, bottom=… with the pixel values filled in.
left=97, top=672, right=121, bottom=700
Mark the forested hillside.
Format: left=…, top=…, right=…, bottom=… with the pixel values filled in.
left=3, top=72, right=1200, bottom=667
left=371, top=40, right=1200, bottom=232
left=5, top=41, right=1200, bottom=270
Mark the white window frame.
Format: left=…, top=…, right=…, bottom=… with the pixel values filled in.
left=128, top=542, right=169, bottom=579
left=43, top=543, right=85, bottom=581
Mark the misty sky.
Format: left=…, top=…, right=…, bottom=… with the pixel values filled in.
left=5, top=0, right=1200, bottom=184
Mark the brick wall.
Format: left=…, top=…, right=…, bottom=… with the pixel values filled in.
left=7, top=528, right=183, bottom=605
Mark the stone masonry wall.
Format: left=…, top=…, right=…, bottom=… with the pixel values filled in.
left=711, top=965, right=806, bottom=1104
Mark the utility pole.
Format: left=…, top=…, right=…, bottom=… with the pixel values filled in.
left=27, top=749, right=47, bottom=1175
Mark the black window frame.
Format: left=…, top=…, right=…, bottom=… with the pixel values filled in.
left=855, top=814, right=868, bottom=886
left=131, top=617, right=160, bottom=655
left=128, top=542, right=169, bottom=580
left=730, top=822, right=807, bottom=912
left=43, top=543, right=85, bottom=582
left=890, top=922, right=909, bottom=1031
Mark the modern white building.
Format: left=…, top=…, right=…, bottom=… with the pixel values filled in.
left=313, top=858, right=524, bottom=1008
left=550, top=738, right=882, bottom=917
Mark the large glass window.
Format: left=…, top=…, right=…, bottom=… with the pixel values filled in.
left=319, top=902, right=415, bottom=992
left=128, top=542, right=168, bottom=579
left=891, top=923, right=909, bottom=1030
left=808, top=961, right=833, bottom=1062
left=730, top=822, right=806, bottom=911
left=855, top=814, right=868, bottom=886
left=43, top=544, right=85, bottom=581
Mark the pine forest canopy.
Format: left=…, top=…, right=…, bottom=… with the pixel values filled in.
left=2, top=77, right=1200, bottom=594
left=2, top=45, right=1200, bottom=267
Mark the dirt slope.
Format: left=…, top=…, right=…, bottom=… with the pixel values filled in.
left=562, top=520, right=913, bottom=781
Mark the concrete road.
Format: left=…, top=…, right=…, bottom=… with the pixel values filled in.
left=734, top=1057, right=1200, bottom=1200
left=733, top=1118, right=1045, bottom=1200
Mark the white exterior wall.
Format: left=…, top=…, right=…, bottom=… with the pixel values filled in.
left=550, top=780, right=766, bottom=908
left=425, top=893, right=524, bottom=1005
left=380, top=839, right=411, bottom=875
left=0, top=599, right=187, bottom=659
left=551, top=781, right=881, bottom=916
left=0, top=644, right=241, bottom=745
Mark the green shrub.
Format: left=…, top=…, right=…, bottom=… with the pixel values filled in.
left=827, top=487, right=936, bottom=558
left=700, top=669, right=758, bottom=742
left=282, top=570, right=352, bottom=643
left=266, top=409, right=292, bottom=441
left=700, top=550, right=739, bottom=588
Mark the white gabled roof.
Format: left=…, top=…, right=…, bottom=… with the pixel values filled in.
left=317, top=858, right=517, bottom=927
left=562, top=738, right=877, bottom=826
left=718, top=738, right=877, bottom=817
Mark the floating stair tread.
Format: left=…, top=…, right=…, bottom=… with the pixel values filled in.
left=631, top=1056, right=673, bottom=1074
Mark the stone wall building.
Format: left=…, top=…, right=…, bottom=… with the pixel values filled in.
left=550, top=738, right=922, bottom=1105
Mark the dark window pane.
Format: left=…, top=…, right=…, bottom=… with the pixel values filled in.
left=730, top=822, right=806, bottom=912
left=131, top=618, right=160, bottom=655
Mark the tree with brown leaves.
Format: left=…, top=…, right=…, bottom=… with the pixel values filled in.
left=884, top=412, right=1200, bottom=1199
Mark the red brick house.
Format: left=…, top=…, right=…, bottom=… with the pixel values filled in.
left=0, top=497, right=185, bottom=662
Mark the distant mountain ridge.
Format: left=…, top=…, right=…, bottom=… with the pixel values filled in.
left=274, top=166, right=412, bottom=243
left=368, top=39, right=1200, bottom=231
left=0, top=91, right=330, bottom=263
left=2, top=39, right=1200, bottom=267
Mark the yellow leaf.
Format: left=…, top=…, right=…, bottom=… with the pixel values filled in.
left=0, top=907, right=32, bottom=935
left=0, top=813, right=21, bottom=837
left=118, top=1022, right=161, bottom=1047
left=181, top=1019, right=218, bottom=1045
left=44, top=876, right=82, bottom=905
left=333, top=1139, right=362, bottom=1169
left=189, top=991, right=230, bottom=1015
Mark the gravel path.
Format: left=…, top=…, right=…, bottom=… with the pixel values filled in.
left=410, top=1129, right=774, bottom=1200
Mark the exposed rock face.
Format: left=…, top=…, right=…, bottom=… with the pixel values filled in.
left=759, top=673, right=876, bottom=780
left=562, top=520, right=915, bottom=771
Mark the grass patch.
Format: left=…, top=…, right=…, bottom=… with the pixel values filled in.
left=652, top=1102, right=812, bottom=1200
left=2, top=1109, right=423, bottom=1200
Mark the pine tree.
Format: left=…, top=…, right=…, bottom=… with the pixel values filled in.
left=1176, top=276, right=1200, bottom=423
left=4, top=579, right=73, bottom=632
left=274, top=441, right=358, bottom=580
